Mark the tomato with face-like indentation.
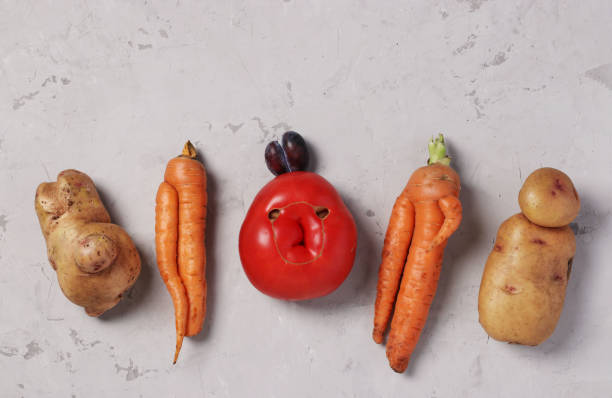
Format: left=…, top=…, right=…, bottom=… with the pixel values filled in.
left=239, top=132, right=357, bottom=300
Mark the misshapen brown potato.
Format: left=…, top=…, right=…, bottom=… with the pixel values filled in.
left=35, top=170, right=141, bottom=316
left=519, top=167, right=580, bottom=227
left=478, top=214, right=575, bottom=345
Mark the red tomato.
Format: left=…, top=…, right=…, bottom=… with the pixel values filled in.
left=239, top=171, right=357, bottom=300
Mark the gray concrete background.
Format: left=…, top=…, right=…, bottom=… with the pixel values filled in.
left=1, top=1, right=611, bottom=397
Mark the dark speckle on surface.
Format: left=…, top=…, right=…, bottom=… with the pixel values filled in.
left=41, top=75, right=57, bottom=87
left=252, top=117, right=270, bottom=142
left=225, top=122, right=244, bottom=134
left=286, top=81, right=294, bottom=106
left=69, top=329, right=101, bottom=351
left=69, top=329, right=83, bottom=347
left=0, top=346, right=18, bottom=357
left=23, top=341, right=43, bottom=360
left=454, top=34, right=477, bottom=55
left=366, top=209, right=375, bottom=217
left=458, top=0, right=488, bottom=12
left=115, top=359, right=156, bottom=381
left=483, top=52, right=507, bottom=68
left=12, top=91, right=39, bottom=110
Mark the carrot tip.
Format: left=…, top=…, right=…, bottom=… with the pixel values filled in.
left=173, top=336, right=183, bottom=364
left=389, top=357, right=410, bottom=373
left=391, top=365, right=407, bottom=373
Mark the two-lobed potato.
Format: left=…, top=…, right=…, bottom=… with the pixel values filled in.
left=478, top=167, right=579, bottom=345
left=35, top=169, right=141, bottom=316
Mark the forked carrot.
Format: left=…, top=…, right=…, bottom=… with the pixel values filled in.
left=155, top=141, right=207, bottom=363
left=372, top=134, right=462, bottom=373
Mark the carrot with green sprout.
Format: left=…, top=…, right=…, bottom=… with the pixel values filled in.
left=373, top=134, right=462, bottom=373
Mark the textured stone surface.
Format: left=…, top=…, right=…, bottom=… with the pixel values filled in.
left=1, top=0, right=611, bottom=396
